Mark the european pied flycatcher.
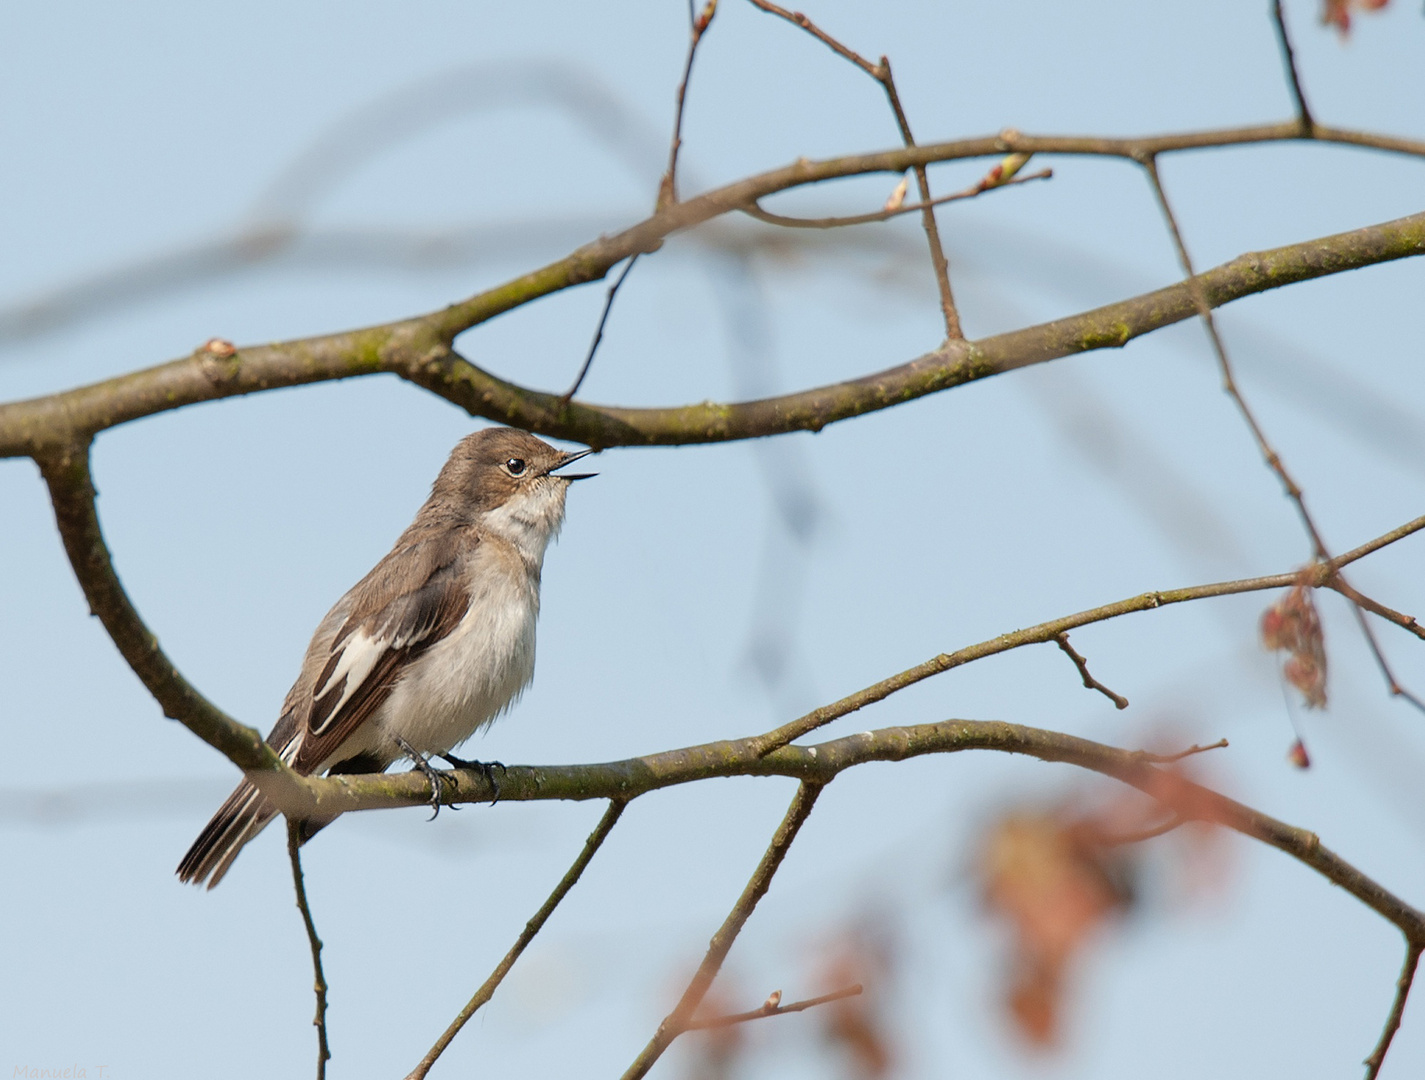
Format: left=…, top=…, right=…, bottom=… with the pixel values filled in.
left=178, top=427, right=593, bottom=887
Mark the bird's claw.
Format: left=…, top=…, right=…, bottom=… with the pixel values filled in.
left=396, top=737, right=459, bottom=820
left=438, top=753, right=507, bottom=805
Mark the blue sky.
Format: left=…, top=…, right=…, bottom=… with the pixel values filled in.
left=3, top=1, right=1425, bottom=1077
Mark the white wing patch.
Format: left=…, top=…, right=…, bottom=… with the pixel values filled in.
left=310, top=629, right=390, bottom=736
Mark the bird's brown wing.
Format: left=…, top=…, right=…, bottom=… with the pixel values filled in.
left=290, top=528, right=475, bottom=775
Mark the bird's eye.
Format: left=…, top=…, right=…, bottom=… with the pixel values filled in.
left=505, top=458, right=526, bottom=476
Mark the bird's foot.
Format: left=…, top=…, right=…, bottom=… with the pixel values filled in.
left=437, top=752, right=507, bottom=805
left=396, top=737, right=460, bottom=820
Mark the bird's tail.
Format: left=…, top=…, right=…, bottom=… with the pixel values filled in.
left=176, top=778, right=278, bottom=889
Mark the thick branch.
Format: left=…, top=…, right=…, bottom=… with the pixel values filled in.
left=264, top=719, right=1425, bottom=952
left=5, top=209, right=1422, bottom=455
left=33, top=440, right=280, bottom=771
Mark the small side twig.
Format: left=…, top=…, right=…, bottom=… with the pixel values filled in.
left=745, top=0, right=962, bottom=338
left=1054, top=632, right=1129, bottom=709
left=686, top=984, right=863, bottom=1029
left=620, top=781, right=824, bottom=1080
left=1101, top=813, right=1187, bottom=847
left=1332, top=583, right=1425, bottom=644
left=1135, top=738, right=1229, bottom=765
left=741, top=167, right=1051, bottom=229
left=286, top=819, right=331, bottom=1080
left=405, top=799, right=627, bottom=1080
left=1271, top=0, right=1315, bottom=132
left=659, top=0, right=718, bottom=209
left=563, top=254, right=640, bottom=401
left=1365, top=940, right=1423, bottom=1080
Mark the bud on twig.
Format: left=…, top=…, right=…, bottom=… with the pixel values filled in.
left=694, top=0, right=718, bottom=35
left=982, top=152, right=1033, bottom=189
left=883, top=175, right=909, bottom=212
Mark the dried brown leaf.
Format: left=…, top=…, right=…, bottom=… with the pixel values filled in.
left=1260, top=578, right=1328, bottom=708
left=1321, top=0, right=1390, bottom=36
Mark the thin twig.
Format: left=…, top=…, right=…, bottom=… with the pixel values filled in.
left=405, top=799, right=626, bottom=1080
left=744, top=0, right=879, bottom=75
left=264, top=512, right=1424, bottom=817
left=1054, top=632, right=1129, bottom=709
left=1135, top=738, right=1229, bottom=764
left=1271, top=0, right=1315, bottom=132
left=286, top=819, right=331, bottom=1080
left=1365, top=941, right=1423, bottom=1080
left=659, top=0, right=718, bottom=209
left=563, top=254, right=640, bottom=400
left=1140, top=157, right=1425, bottom=717
left=620, top=781, right=824, bottom=1080
left=686, top=984, right=863, bottom=1029
left=880, top=56, right=961, bottom=339
left=744, top=0, right=962, bottom=338
left=1336, top=582, right=1425, bottom=643
left=745, top=512, right=1425, bottom=756
left=741, top=168, right=1051, bottom=229
left=1100, top=813, right=1187, bottom=847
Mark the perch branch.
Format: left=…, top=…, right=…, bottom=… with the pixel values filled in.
left=274, top=720, right=1425, bottom=966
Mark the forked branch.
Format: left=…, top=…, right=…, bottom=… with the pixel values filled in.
left=620, top=782, right=824, bottom=1079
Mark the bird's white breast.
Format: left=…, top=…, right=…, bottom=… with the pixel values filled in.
left=373, top=542, right=541, bottom=757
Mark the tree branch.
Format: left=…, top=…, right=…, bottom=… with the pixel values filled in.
left=620, top=781, right=824, bottom=1080
left=1054, top=632, right=1129, bottom=710
left=685, top=984, right=863, bottom=1029
left=258, top=719, right=1425, bottom=963
left=740, top=166, right=1051, bottom=229
left=1271, top=0, right=1314, bottom=132
left=748, top=511, right=1425, bottom=754
left=562, top=254, right=640, bottom=400
left=744, top=0, right=961, bottom=336
left=1143, top=158, right=1425, bottom=715
left=658, top=0, right=718, bottom=209
left=5, top=209, right=1422, bottom=456
left=287, top=819, right=331, bottom=1080
left=405, top=799, right=626, bottom=1080
left=33, top=439, right=281, bottom=771
left=1365, top=941, right=1422, bottom=1080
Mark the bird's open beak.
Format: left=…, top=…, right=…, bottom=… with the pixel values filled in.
left=550, top=447, right=598, bottom=481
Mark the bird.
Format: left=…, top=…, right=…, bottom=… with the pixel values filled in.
left=177, top=427, right=594, bottom=888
